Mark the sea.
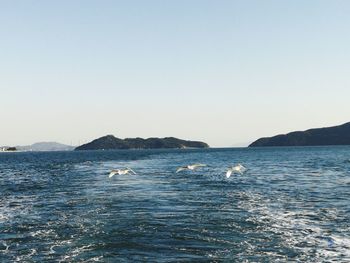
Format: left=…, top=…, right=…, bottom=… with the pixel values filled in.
left=0, top=147, right=349, bottom=262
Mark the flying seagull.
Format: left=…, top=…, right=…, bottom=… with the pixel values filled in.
left=226, top=164, right=246, bottom=178
left=109, top=168, right=136, bottom=178
left=176, top=163, right=206, bottom=173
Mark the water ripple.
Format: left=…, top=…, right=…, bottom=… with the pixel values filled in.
left=0, top=147, right=350, bottom=261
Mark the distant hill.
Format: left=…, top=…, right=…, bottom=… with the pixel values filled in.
left=17, top=142, right=75, bottom=151
left=249, top=122, right=350, bottom=147
left=75, top=135, right=209, bottom=150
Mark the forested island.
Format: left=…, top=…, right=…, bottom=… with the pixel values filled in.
left=249, top=122, right=350, bottom=147
left=75, top=135, right=209, bottom=150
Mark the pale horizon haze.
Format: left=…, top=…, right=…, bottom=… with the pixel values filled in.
left=1, top=1, right=350, bottom=147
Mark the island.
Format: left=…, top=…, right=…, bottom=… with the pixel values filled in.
left=75, top=135, right=209, bottom=150
left=0, top=147, right=17, bottom=152
left=17, top=142, right=74, bottom=152
left=249, top=122, right=350, bottom=147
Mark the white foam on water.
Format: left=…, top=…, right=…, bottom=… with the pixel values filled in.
left=0, top=195, right=36, bottom=226
left=0, top=241, right=10, bottom=253
left=30, top=229, right=57, bottom=238
left=58, top=244, right=97, bottom=262
left=236, top=191, right=350, bottom=261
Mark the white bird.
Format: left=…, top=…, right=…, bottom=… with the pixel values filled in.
left=176, top=163, right=206, bottom=173
left=226, top=164, right=246, bottom=178
left=109, top=168, right=136, bottom=178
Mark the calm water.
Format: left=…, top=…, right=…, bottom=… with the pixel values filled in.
left=0, top=147, right=350, bottom=262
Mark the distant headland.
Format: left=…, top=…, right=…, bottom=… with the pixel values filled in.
left=249, top=122, right=350, bottom=147
left=1, top=142, right=74, bottom=152
left=75, top=135, right=209, bottom=150
left=1, top=147, right=17, bottom=152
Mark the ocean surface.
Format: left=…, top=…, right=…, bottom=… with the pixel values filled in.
left=0, top=147, right=350, bottom=262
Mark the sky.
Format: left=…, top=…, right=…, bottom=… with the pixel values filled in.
left=1, top=0, right=350, bottom=147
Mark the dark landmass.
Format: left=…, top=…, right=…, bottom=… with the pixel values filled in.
left=17, top=142, right=75, bottom=152
left=75, top=135, right=209, bottom=150
left=249, top=122, right=350, bottom=147
left=6, top=147, right=17, bottom=151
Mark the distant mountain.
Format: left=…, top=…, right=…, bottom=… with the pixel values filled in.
left=17, top=142, right=75, bottom=152
left=75, top=135, right=209, bottom=150
left=249, top=122, right=350, bottom=147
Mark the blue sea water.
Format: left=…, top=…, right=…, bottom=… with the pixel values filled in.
left=0, top=147, right=350, bottom=262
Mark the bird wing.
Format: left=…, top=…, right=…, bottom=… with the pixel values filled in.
left=193, top=163, right=206, bottom=168
left=176, top=167, right=186, bottom=173
left=109, top=170, right=117, bottom=178
left=238, top=164, right=246, bottom=171
left=226, top=169, right=233, bottom=178
left=127, top=168, right=136, bottom=174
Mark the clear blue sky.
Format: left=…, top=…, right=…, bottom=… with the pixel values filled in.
left=1, top=0, right=349, bottom=147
